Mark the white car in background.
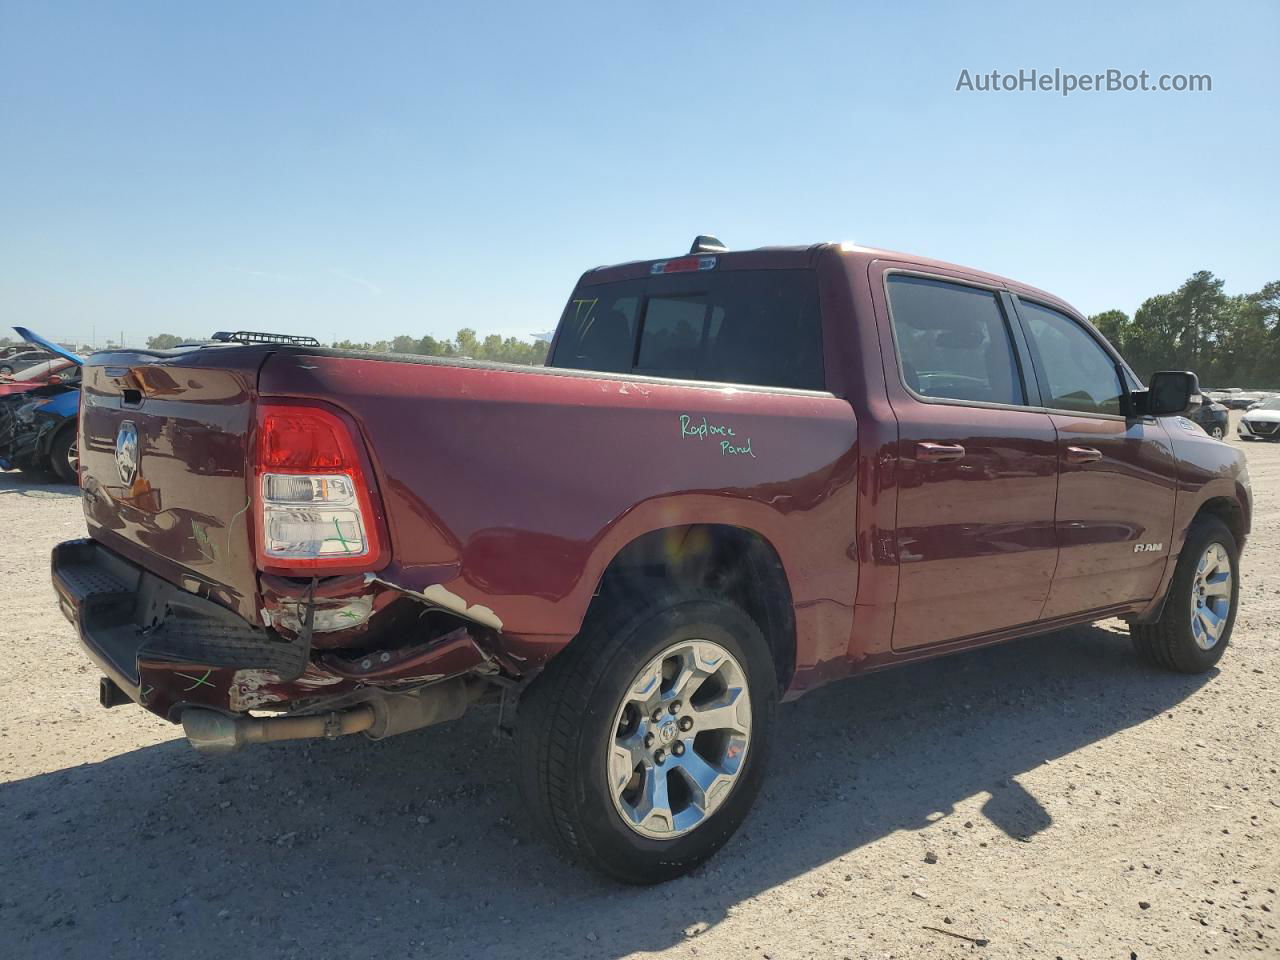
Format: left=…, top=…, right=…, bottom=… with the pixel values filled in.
left=1238, top=396, right=1280, bottom=440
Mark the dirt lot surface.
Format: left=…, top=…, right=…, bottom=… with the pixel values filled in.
left=1, top=413, right=1277, bottom=960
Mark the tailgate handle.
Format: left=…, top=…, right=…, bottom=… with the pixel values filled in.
left=1065, top=445, right=1102, bottom=464
left=122, top=388, right=142, bottom=407
left=916, top=441, right=966, bottom=462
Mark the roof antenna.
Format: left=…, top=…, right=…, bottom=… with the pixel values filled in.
left=689, top=235, right=727, bottom=254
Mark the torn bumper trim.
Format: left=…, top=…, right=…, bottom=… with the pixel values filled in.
left=52, top=538, right=508, bottom=723
left=363, top=573, right=504, bottom=631
left=320, top=626, right=483, bottom=682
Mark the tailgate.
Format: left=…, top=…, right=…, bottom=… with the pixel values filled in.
left=79, top=351, right=263, bottom=623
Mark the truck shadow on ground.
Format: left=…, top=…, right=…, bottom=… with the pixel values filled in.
left=1, top=623, right=1211, bottom=960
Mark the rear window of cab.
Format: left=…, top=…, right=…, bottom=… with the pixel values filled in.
left=550, top=269, right=825, bottom=391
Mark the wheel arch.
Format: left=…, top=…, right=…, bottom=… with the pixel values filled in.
left=590, top=523, right=798, bottom=693
left=46, top=416, right=77, bottom=452
left=1132, top=491, right=1247, bottom=625
left=1195, top=495, right=1246, bottom=548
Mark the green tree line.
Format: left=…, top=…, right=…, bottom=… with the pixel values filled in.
left=1090, top=271, right=1280, bottom=388
left=144, top=328, right=550, bottom=365
left=331, top=328, right=549, bottom=365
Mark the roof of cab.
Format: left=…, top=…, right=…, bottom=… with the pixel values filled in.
left=834, top=242, right=1073, bottom=313
left=578, top=241, right=1079, bottom=317
left=579, top=243, right=827, bottom=285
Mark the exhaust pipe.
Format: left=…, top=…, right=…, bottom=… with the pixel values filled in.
left=99, top=676, right=133, bottom=709
left=182, top=704, right=376, bottom=753
left=181, top=678, right=482, bottom=754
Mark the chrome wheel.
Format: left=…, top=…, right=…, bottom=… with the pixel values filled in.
left=607, top=639, right=751, bottom=840
left=66, top=439, right=79, bottom=476
left=1190, top=542, right=1232, bottom=650
left=1210, top=426, right=1225, bottom=440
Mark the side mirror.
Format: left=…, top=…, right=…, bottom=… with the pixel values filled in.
left=1131, top=370, right=1198, bottom=417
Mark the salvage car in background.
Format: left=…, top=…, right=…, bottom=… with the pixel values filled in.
left=1239, top=396, right=1280, bottom=441
left=0, top=327, right=82, bottom=482
left=1185, top=392, right=1231, bottom=440
left=0, top=348, right=56, bottom=377
left=0, top=357, right=77, bottom=396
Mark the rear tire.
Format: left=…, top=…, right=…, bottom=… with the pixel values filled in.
left=1131, top=515, right=1238, bottom=673
left=516, top=588, right=777, bottom=884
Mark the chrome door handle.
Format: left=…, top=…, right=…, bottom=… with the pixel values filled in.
left=1065, top=445, right=1103, bottom=464
left=916, top=441, right=966, bottom=462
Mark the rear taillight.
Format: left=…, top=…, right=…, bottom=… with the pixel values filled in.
left=254, top=403, right=384, bottom=571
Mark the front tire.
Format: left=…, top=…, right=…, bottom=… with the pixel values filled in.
left=516, top=589, right=777, bottom=883
left=49, top=426, right=78, bottom=484
left=1131, top=515, right=1239, bottom=673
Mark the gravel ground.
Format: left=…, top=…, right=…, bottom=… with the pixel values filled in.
left=1, top=413, right=1276, bottom=960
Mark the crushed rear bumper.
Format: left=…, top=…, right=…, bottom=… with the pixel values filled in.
left=51, top=538, right=502, bottom=723
left=51, top=539, right=309, bottom=720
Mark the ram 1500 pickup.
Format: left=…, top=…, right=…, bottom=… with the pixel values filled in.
left=52, top=237, right=1251, bottom=883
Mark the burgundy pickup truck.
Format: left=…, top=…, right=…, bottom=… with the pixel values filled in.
left=52, top=238, right=1250, bottom=883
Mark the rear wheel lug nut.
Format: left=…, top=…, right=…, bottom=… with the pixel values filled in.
left=650, top=708, right=663, bottom=723
left=669, top=700, right=682, bottom=714
left=672, top=741, right=685, bottom=756
left=654, top=748, right=666, bottom=765
left=644, top=733, right=655, bottom=748
left=678, top=716, right=693, bottom=731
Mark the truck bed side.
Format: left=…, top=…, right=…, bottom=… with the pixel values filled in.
left=258, top=353, right=860, bottom=672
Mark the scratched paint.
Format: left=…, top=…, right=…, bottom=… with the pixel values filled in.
left=292, top=667, right=346, bottom=689
left=420, top=584, right=503, bottom=631
left=229, top=669, right=288, bottom=711
left=362, top=572, right=504, bottom=631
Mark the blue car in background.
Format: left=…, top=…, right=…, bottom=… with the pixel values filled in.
left=0, top=327, right=82, bottom=483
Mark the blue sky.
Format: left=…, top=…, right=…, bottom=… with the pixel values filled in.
left=1, top=0, right=1276, bottom=348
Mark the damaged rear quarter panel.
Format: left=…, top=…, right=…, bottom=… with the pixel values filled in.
left=258, top=352, right=860, bottom=671
left=138, top=625, right=497, bottom=720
